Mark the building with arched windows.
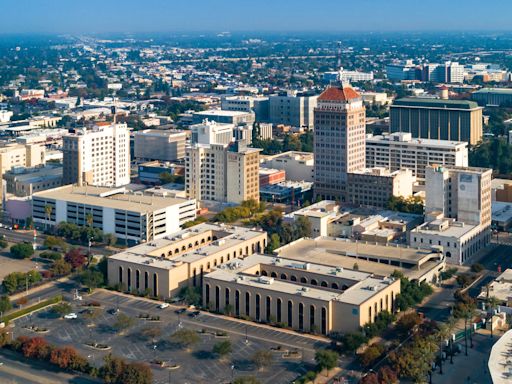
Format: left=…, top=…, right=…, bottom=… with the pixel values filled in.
left=107, top=223, right=267, bottom=298
left=203, top=254, right=400, bottom=334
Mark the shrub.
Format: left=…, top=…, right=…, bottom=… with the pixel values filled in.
left=10, top=243, right=34, bottom=259
left=64, top=248, right=87, bottom=270
left=40, top=251, right=62, bottom=261
left=360, top=343, right=384, bottom=367
left=471, top=263, right=484, bottom=273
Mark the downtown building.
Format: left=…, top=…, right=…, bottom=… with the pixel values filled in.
left=409, top=165, right=492, bottom=265
left=62, top=123, right=130, bottom=187
left=365, top=132, right=468, bottom=181
left=269, top=91, right=318, bottom=129
left=133, top=129, right=186, bottom=162
left=389, top=98, right=483, bottom=145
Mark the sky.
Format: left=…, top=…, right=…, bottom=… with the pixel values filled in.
left=1, top=0, right=511, bottom=35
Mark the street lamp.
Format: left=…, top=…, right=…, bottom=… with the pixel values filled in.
left=231, top=364, right=235, bottom=382
left=245, top=325, right=248, bottom=344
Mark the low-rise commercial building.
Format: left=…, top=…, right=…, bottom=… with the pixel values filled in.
left=472, top=88, right=512, bottom=107
left=221, top=95, right=269, bottom=122
left=107, top=223, right=267, bottom=298
left=259, top=180, right=313, bottom=204
left=137, top=161, right=184, bottom=185
left=192, top=110, right=255, bottom=127
left=32, top=185, right=196, bottom=244
left=491, top=202, right=512, bottom=231
left=203, top=253, right=400, bottom=334
left=4, top=165, right=62, bottom=197
left=260, top=151, right=314, bottom=182
left=259, top=168, right=286, bottom=187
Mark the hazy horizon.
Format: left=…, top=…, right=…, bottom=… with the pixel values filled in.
left=2, top=0, right=512, bottom=35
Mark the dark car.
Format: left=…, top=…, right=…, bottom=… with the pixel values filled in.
left=175, top=308, right=187, bottom=314
left=189, top=310, right=201, bottom=318
left=108, top=308, right=120, bottom=315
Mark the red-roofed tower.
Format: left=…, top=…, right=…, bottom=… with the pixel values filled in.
left=314, top=84, right=366, bottom=201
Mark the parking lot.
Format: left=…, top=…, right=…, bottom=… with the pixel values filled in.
left=14, top=289, right=330, bottom=384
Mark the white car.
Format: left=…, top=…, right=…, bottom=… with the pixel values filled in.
left=64, top=313, right=77, bottom=319
left=158, top=303, right=169, bottom=309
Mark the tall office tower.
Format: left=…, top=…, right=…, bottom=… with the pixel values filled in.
left=314, top=85, right=366, bottom=201
left=190, top=119, right=234, bottom=145
left=134, top=129, right=186, bottom=161
left=62, top=123, right=130, bottom=187
left=390, top=98, right=483, bottom=145
left=425, top=165, right=492, bottom=227
left=185, top=141, right=260, bottom=204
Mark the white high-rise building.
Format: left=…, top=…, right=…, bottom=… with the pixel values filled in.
left=63, top=123, right=130, bottom=187
left=190, top=119, right=234, bottom=145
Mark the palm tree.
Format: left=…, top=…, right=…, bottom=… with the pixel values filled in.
left=85, top=213, right=93, bottom=228
left=44, top=205, right=53, bottom=231
left=487, top=296, right=501, bottom=339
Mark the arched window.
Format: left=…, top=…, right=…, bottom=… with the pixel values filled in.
left=266, top=296, right=271, bottom=322
left=188, top=243, right=193, bottom=249
left=118, top=266, right=123, bottom=283
left=280, top=273, right=287, bottom=280
left=182, top=246, right=186, bottom=251
left=127, top=268, right=132, bottom=289
left=300, top=277, right=307, bottom=284
left=446, top=251, right=452, bottom=258
left=235, top=290, right=240, bottom=316
left=135, top=270, right=140, bottom=289
left=168, top=250, right=172, bottom=256
left=369, top=306, right=372, bottom=323
left=175, top=248, right=179, bottom=254
left=331, top=282, right=339, bottom=290
left=287, top=300, right=293, bottom=327
left=311, top=279, right=318, bottom=286
left=207, top=262, right=211, bottom=269
left=298, top=303, right=304, bottom=331
left=214, top=260, right=217, bottom=267
left=321, top=307, right=327, bottom=335
left=144, top=271, right=149, bottom=290
left=227, top=253, right=230, bottom=261
left=215, top=286, right=220, bottom=312
left=277, top=298, right=282, bottom=323
left=201, top=238, right=205, bottom=244
left=321, top=281, right=328, bottom=287
left=310, top=305, right=315, bottom=332
left=153, top=273, right=158, bottom=296
left=220, top=256, right=224, bottom=264
left=160, top=253, right=165, bottom=258
left=193, top=268, right=197, bottom=287
left=225, top=288, right=230, bottom=309
left=195, top=241, right=199, bottom=246
left=271, top=272, right=277, bottom=278
left=342, top=284, right=349, bottom=290
left=256, top=294, right=261, bottom=321
left=291, top=275, right=297, bottom=282
left=261, top=270, right=268, bottom=276
left=245, top=292, right=250, bottom=316
left=205, top=284, right=210, bottom=304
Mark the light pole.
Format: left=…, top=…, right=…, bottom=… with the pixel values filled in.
left=245, top=325, right=248, bottom=344
left=231, top=364, right=235, bottom=382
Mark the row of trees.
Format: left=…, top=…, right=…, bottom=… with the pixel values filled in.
left=392, top=271, right=433, bottom=311
left=2, top=270, right=42, bottom=294
left=212, top=199, right=266, bottom=223
left=5, top=336, right=152, bottom=384
left=55, top=222, right=116, bottom=247
left=251, top=131, right=313, bottom=155
left=469, top=137, right=512, bottom=174
left=386, top=196, right=424, bottom=215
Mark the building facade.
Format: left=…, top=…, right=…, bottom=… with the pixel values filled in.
left=390, top=98, right=483, bottom=145
left=366, top=132, right=468, bottom=180
left=314, top=85, right=366, bottom=201
left=62, top=123, right=130, bottom=187
left=221, top=95, right=269, bottom=122
left=134, top=129, right=186, bottom=162
left=32, top=185, right=196, bottom=244
left=260, top=151, right=314, bottom=182
left=4, top=165, right=62, bottom=197
left=190, top=120, right=234, bottom=145
left=471, top=88, right=512, bottom=107
left=269, top=91, right=318, bottom=128
left=186, top=141, right=260, bottom=204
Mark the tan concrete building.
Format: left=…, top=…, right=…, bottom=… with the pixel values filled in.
left=186, top=141, right=260, bottom=204
left=62, top=123, right=130, bottom=187
left=314, top=85, right=366, bottom=201
left=260, top=151, right=314, bottom=182
left=203, top=253, right=400, bottom=334
left=134, top=129, right=186, bottom=161
left=107, top=223, right=267, bottom=298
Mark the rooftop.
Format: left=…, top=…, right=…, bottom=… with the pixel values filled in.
left=193, top=109, right=253, bottom=117
left=318, top=86, right=361, bottom=102
left=109, top=223, right=266, bottom=267
left=473, top=88, right=512, bottom=95
left=32, top=185, right=193, bottom=213
left=366, top=132, right=467, bottom=149
left=392, top=97, right=481, bottom=110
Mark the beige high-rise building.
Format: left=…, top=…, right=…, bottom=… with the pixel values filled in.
left=0, top=143, right=45, bottom=200
left=186, top=141, right=260, bottom=204
left=62, top=123, right=130, bottom=187
left=314, top=85, right=366, bottom=201
left=134, top=129, right=186, bottom=161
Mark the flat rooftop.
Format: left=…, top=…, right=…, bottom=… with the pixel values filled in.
left=412, top=220, right=478, bottom=238
left=194, top=110, right=252, bottom=117
left=205, top=254, right=397, bottom=305
left=32, top=185, right=192, bottom=213
left=109, top=223, right=265, bottom=267
left=276, top=237, right=438, bottom=265
left=392, top=98, right=481, bottom=110
left=492, top=202, right=512, bottom=224
left=366, top=134, right=467, bottom=149
left=474, top=88, right=512, bottom=95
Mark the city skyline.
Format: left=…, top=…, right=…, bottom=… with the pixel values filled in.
left=1, top=0, right=512, bottom=34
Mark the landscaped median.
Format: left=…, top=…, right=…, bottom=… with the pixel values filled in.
left=1, top=295, right=62, bottom=325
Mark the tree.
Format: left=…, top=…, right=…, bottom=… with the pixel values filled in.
left=0, top=238, right=8, bottom=249
left=315, top=349, right=339, bottom=375
left=396, top=312, right=422, bottom=337
left=252, top=350, right=273, bottom=370
left=100, top=354, right=125, bottom=384
left=52, top=302, right=72, bottom=316
left=22, top=337, right=51, bottom=360
left=266, top=233, right=281, bottom=253
left=64, top=248, right=87, bottom=270
left=159, top=172, right=184, bottom=185
left=10, top=243, right=34, bottom=259
left=487, top=296, right=501, bottom=338
left=360, top=344, right=384, bottom=368
left=140, top=326, right=162, bottom=342
left=44, top=204, right=53, bottom=230
left=179, top=286, right=202, bottom=306
left=212, top=340, right=232, bottom=358
left=378, top=365, right=399, bottom=384
left=360, top=373, right=379, bottom=384
left=113, top=313, right=134, bottom=333
left=43, top=236, right=67, bottom=251
left=0, top=296, right=11, bottom=313
left=50, top=346, right=86, bottom=370
left=389, top=335, right=438, bottom=382
left=2, top=273, right=19, bottom=293
left=118, top=362, right=153, bottom=384
left=104, top=233, right=117, bottom=247
left=85, top=213, right=93, bottom=228
left=170, top=329, right=200, bottom=350
left=51, top=259, right=72, bottom=276
left=341, top=332, right=368, bottom=352
left=79, top=269, right=105, bottom=291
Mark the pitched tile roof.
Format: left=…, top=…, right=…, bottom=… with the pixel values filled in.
left=318, top=86, right=361, bottom=102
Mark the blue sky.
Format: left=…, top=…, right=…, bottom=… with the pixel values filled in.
left=1, top=0, right=511, bottom=34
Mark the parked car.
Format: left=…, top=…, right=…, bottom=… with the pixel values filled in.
left=158, top=303, right=169, bottom=309
left=64, top=313, right=77, bottom=320
left=175, top=308, right=186, bottom=314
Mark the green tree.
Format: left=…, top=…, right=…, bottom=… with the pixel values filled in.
left=52, top=302, right=72, bottom=316
left=212, top=340, right=232, bottom=358
left=103, top=233, right=117, bottom=247
left=315, top=349, right=339, bottom=375
left=252, top=350, right=273, bottom=370
left=44, top=204, right=53, bottom=230
left=51, top=259, right=72, bottom=276
left=390, top=335, right=438, bottom=382
left=2, top=273, right=19, bottom=293
left=266, top=233, right=281, bottom=253
left=118, top=362, right=153, bottom=384
left=79, top=269, right=105, bottom=291
left=170, top=329, right=200, bottom=350
left=113, top=313, right=134, bottom=333
left=10, top=243, right=34, bottom=259
left=85, top=213, right=93, bottom=228
left=0, top=295, right=12, bottom=313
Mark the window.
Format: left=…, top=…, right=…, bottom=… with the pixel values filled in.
left=205, top=284, right=210, bottom=304
left=321, top=307, right=327, bottom=335
left=277, top=298, right=282, bottom=323
left=215, top=286, right=220, bottom=312
left=245, top=292, right=251, bottom=316
left=287, top=301, right=293, bottom=327
left=298, top=303, right=304, bottom=331
left=310, top=305, right=315, bottom=332
left=235, top=290, right=240, bottom=316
